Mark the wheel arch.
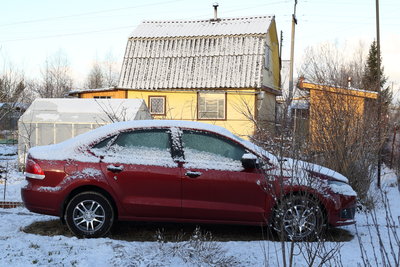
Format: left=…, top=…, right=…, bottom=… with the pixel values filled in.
left=61, top=185, right=118, bottom=222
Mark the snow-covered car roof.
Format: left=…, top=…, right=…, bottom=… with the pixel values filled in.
left=28, top=120, right=263, bottom=158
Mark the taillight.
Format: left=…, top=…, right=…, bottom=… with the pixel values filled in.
left=25, top=159, right=45, bottom=180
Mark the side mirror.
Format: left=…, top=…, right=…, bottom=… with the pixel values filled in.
left=241, top=153, right=258, bottom=169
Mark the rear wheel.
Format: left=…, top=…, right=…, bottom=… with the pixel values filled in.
left=273, top=194, right=325, bottom=241
left=65, top=191, right=114, bottom=238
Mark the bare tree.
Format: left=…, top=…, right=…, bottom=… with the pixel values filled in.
left=306, top=86, right=379, bottom=203
left=85, top=52, right=119, bottom=89
left=20, top=80, right=39, bottom=104
left=102, top=51, right=119, bottom=87
left=301, top=42, right=366, bottom=89
left=0, top=62, right=26, bottom=104
left=356, top=189, right=400, bottom=267
left=231, top=94, right=346, bottom=267
left=33, top=50, right=73, bottom=98
left=0, top=59, right=28, bottom=140
left=299, top=42, right=385, bottom=205
left=85, top=61, right=104, bottom=89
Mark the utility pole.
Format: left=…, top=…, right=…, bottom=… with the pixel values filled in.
left=287, top=0, right=298, bottom=106
left=279, top=31, right=283, bottom=89
left=288, top=0, right=298, bottom=158
left=376, top=0, right=382, bottom=188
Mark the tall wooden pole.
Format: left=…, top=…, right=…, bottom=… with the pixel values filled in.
left=287, top=0, right=298, bottom=105
left=376, top=0, right=382, bottom=188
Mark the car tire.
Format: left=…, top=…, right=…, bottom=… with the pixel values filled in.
left=65, top=191, right=114, bottom=238
left=273, top=194, right=325, bottom=241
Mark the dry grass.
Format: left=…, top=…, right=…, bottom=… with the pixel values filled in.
left=21, top=219, right=354, bottom=242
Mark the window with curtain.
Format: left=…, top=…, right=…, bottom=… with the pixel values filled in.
left=197, top=92, right=226, bottom=120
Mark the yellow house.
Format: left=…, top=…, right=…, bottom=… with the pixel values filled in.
left=297, top=79, right=378, bottom=149
left=71, top=15, right=281, bottom=138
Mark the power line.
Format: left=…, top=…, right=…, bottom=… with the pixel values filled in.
left=0, top=0, right=184, bottom=28
left=0, top=0, right=293, bottom=43
left=0, top=25, right=138, bottom=43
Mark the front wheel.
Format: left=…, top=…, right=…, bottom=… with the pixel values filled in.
left=273, top=194, right=326, bottom=241
left=65, top=191, right=114, bottom=238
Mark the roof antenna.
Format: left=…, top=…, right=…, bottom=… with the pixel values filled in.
left=211, top=3, right=220, bottom=22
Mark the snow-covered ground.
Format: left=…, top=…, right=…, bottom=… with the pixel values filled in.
left=0, top=144, right=399, bottom=266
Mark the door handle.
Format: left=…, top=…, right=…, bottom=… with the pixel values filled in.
left=107, top=165, right=124, bottom=173
left=185, top=171, right=202, bottom=178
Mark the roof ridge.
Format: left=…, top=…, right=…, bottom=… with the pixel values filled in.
left=142, top=15, right=274, bottom=24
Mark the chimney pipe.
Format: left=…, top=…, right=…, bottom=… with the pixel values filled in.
left=212, top=3, right=219, bottom=21
left=347, top=77, right=352, bottom=88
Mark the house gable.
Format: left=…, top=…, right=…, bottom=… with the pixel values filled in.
left=119, top=16, right=279, bottom=92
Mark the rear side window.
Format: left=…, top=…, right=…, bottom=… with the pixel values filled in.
left=93, top=129, right=174, bottom=167
left=114, top=130, right=170, bottom=150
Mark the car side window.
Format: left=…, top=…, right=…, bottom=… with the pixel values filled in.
left=182, top=130, right=246, bottom=171
left=114, top=130, right=170, bottom=150
left=94, top=129, right=175, bottom=167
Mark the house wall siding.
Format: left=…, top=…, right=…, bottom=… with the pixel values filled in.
left=256, top=92, right=276, bottom=131
left=309, top=88, right=368, bottom=147
left=126, top=89, right=256, bottom=138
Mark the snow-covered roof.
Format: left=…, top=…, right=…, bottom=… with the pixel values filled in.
left=130, top=16, right=274, bottom=38
left=299, top=80, right=378, bottom=99
left=68, top=87, right=118, bottom=95
left=19, top=98, right=151, bottom=123
left=119, top=15, right=275, bottom=90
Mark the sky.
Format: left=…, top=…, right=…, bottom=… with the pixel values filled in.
left=1, top=0, right=399, bottom=97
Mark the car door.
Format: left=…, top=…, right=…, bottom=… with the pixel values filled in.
left=180, top=129, right=267, bottom=223
left=93, top=128, right=182, bottom=219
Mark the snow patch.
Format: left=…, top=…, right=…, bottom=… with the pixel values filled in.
left=62, top=168, right=104, bottom=185
left=98, top=146, right=176, bottom=168
left=81, top=168, right=102, bottom=177
left=37, top=186, right=62, bottom=192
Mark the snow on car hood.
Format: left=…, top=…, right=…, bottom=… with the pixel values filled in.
left=281, top=157, right=349, bottom=183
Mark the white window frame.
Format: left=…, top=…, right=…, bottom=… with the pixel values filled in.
left=149, top=96, right=166, bottom=115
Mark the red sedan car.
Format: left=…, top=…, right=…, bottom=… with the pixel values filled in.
left=21, top=120, right=356, bottom=240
